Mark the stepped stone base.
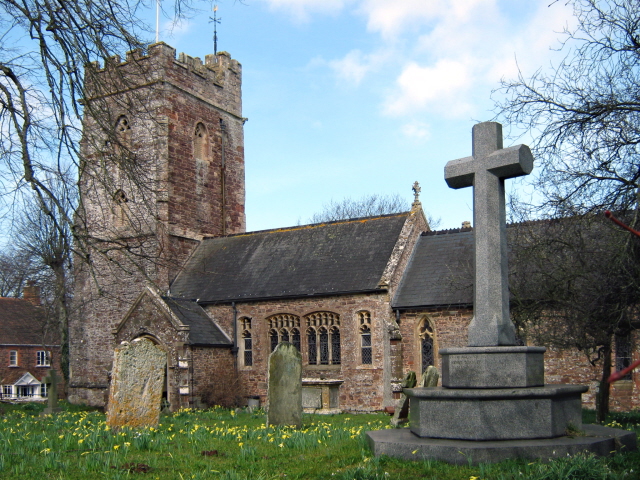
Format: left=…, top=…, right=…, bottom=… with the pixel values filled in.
left=441, top=346, right=546, bottom=388
left=406, top=385, right=587, bottom=441
left=366, top=425, right=636, bottom=465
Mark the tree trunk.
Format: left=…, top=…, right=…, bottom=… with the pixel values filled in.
left=596, top=344, right=612, bottom=424
left=53, top=263, right=70, bottom=391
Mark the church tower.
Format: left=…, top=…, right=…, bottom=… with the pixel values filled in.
left=68, top=43, right=245, bottom=406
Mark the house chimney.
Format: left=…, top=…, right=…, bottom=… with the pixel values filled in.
left=23, top=281, right=41, bottom=306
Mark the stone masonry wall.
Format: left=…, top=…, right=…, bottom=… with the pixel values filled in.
left=204, top=292, right=398, bottom=412
left=70, top=43, right=244, bottom=407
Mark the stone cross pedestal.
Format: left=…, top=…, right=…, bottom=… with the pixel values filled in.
left=364, top=122, right=633, bottom=464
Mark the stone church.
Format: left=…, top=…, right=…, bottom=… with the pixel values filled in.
left=68, top=44, right=639, bottom=413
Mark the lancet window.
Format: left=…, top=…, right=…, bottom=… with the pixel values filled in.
left=418, top=316, right=436, bottom=373
left=358, top=311, right=372, bottom=365
left=239, top=317, right=252, bottom=367
left=305, top=312, right=340, bottom=365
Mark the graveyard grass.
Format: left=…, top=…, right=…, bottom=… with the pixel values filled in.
left=1, top=403, right=639, bottom=480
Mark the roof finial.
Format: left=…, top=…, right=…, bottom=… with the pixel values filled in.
left=412, top=181, right=421, bottom=208
left=209, top=4, right=221, bottom=55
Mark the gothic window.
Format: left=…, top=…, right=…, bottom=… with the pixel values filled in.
left=114, top=115, right=131, bottom=154
left=418, top=317, right=436, bottom=373
left=239, top=317, right=252, bottom=367
left=360, top=325, right=372, bottom=365
left=358, top=311, right=372, bottom=365
left=194, top=123, right=207, bottom=161
left=267, top=314, right=301, bottom=352
left=330, top=326, right=341, bottom=364
left=292, top=328, right=301, bottom=352
left=615, top=334, right=633, bottom=380
left=305, top=312, right=340, bottom=365
left=113, top=189, right=130, bottom=228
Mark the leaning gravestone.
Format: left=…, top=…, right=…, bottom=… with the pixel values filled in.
left=390, top=371, right=416, bottom=428
left=267, top=342, right=302, bottom=428
left=106, top=338, right=166, bottom=429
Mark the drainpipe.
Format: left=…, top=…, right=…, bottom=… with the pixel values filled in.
left=220, top=119, right=227, bottom=236
left=232, top=302, right=238, bottom=373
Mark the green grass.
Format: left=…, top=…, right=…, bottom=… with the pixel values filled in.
left=0, top=402, right=639, bottom=479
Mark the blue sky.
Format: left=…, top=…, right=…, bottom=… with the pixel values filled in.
left=151, top=0, right=576, bottom=231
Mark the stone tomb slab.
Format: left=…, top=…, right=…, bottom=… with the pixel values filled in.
left=441, top=346, right=545, bottom=388
left=366, top=424, right=636, bottom=465
left=406, top=385, right=587, bottom=441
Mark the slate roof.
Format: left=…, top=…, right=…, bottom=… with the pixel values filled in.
left=0, top=297, right=59, bottom=345
left=392, top=229, right=474, bottom=309
left=170, top=213, right=410, bottom=303
left=161, top=297, right=232, bottom=346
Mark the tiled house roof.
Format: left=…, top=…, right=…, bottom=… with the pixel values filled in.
left=170, top=213, right=410, bottom=303
left=160, top=297, right=232, bottom=346
left=0, top=297, right=58, bottom=346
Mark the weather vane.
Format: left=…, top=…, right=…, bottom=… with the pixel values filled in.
left=209, top=4, right=221, bottom=55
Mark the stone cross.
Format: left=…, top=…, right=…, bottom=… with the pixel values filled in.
left=41, top=369, right=61, bottom=415
left=444, top=122, right=533, bottom=346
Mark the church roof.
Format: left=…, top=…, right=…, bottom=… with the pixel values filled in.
left=160, top=297, right=232, bottom=346
left=392, top=228, right=474, bottom=309
left=170, top=213, right=410, bottom=303
left=0, top=297, right=59, bottom=346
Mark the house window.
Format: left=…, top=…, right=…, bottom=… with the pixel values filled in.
left=41, top=383, right=48, bottom=398
left=358, top=311, right=372, bottom=365
left=2, top=385, right=13, bottom=398
left=36, top=351, right=50, bottom=367
left=9, top=350, right=17, bottom=366
left=305, top=312, right=340, bottom=365
left=267, top=314, right=301, bottom=352
left=615, top=334, right=633, bottom=380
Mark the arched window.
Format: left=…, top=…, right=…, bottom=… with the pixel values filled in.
left=418, top=317, right=436, bottom=374
left=194, top=123, right=207, bottom=161
left=267, top=314, right=301, bottom=352
left=113, top=189, right=129, bottom=228
left=305, top=312, right=340, bottom=365
left=239, top=317, right=252, bottom=367
left=358, top=311, right=372, bottom=365
left=114, top=115, right=131, bottom=153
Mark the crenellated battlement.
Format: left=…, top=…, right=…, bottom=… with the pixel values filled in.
left=85, top=42, right=242, bottom=117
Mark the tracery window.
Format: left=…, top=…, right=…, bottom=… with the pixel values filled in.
left=113, top=189, right=130, bottom=228
left=615, top=334, right=633, bottom=381
left=418, top=316, right=436, bottom=373
left=114, top=115, right=131, bottom=154
left=358, top=311, right=372, bottom=365
left=194, top=123, right=207, bottom=161
left=239, top=317, right=252, bottom=367
left=305, top=312, right=340, bottom=365
left=267, top=314, right=301, bottom=352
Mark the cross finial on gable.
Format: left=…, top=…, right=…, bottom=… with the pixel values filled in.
left=412, top=181, right=422, bottom=209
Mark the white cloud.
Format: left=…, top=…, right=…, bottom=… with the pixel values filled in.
left=259, top=0, right=349, bottom=22
left=402, top=121, right=431, bottom=140
left=385, top=60, right=473, bottom=117
left=328, top=49, right=389, bottom=85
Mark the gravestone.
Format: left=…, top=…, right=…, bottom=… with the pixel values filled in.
left=106, top=338, right=166, bottom=429
left=267, top=342, right=302, bottom=428
left=367, top=122, right=635, bottom=463
left=40, top=369, right=61, bottom=416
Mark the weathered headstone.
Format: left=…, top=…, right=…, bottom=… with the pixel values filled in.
left=417, top=366, right=439, bottom=388
left=40, top=369, right=61, bottom=416
left=445, top=122, right=533, bottom=346
left=267, top=342, right=302, bottom=428
left=106, top=338, right=166, bottom=429
left=390, top=371, right=416, bottom=428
